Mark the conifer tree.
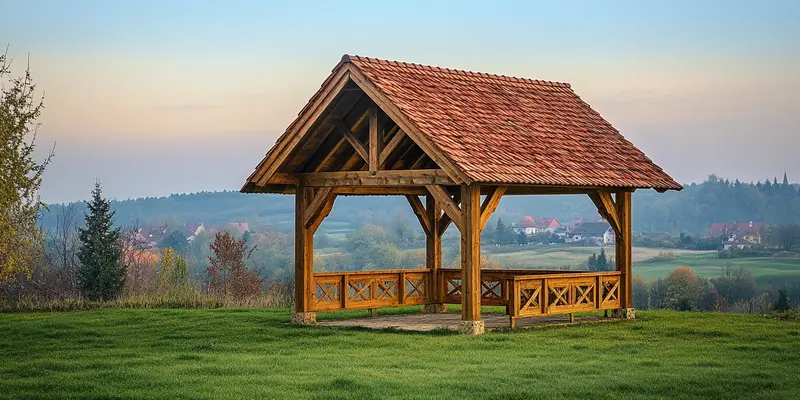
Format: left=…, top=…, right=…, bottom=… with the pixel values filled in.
left=77, top=182, right=125, bottom=300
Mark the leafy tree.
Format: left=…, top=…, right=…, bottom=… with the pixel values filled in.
left=0, top=51, right=53, bottom=282
left=709, top=265, right=756, bottom=304
left=77, top=182, right=125, bottom=300
left=772, top=223, right=800, bottom=251
left=207, top=231, right=261, bottom=298
left=157, top=247, right=190, bottom=294
left=773, top=289, right=790, bottom=312
left=159, top=230, right=188, bottom=255
left=664, top=267, right=702, bottom=310
left=517, top=231, right=528, bottom=245
left=632, top=275, right=650, bottom=309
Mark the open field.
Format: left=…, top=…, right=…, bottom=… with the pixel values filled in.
left=1, top=308, right=799, bottom=399
left=483, top=245, right=800, bottom=282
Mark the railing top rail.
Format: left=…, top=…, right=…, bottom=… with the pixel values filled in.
left=314, top=268, right=431, bottom=277
left=511, top=270, right=622, bottom=280
left=440, top=268, right=568, bottom=275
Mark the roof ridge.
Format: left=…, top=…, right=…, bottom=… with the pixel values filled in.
left=344, top=54, right=571, bottom=88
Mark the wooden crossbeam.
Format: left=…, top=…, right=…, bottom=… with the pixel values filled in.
left=405, top=195, right=431, bottom=236
left=311, top=105, right=371, bottom=172
left=438, top=191, right=461, bottom=236
left=588, top=191, right=621, bottom=236
left=426, top=185, right=463, bottom=232
left=368, top=104, right=380, bottom=172
left=479, top=186, right=506, bottom=231
left=302, top=169, right=454, bottom=187
left=303, top=187, right=335, bottom=228
left=333, top=187, right=427, bottom=195
left=379, top=129, right=406, bottom=167
left=335, top=121, right=369, bottom=162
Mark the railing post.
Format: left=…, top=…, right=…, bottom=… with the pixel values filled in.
left=595, top=274, right=602, bottom=308
left=399, top=272, right=406, bottom=305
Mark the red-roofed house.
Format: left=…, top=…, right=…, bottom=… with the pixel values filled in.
left=514, top=217, right=562, bottom=235
left=708, top=222, right=763, bottom=244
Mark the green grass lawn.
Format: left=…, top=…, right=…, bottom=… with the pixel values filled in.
left=1, top=308, right=799, bottom=399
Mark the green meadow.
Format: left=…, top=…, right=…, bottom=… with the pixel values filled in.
left=1, top=308, right=798, bottom=399
left=483, top=245, right=800, bottom=283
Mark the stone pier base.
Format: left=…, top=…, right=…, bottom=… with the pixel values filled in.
left=291, top=312, right=317, bottom=325
left=613, top=308, right=635, bottom=320
left=458, top=320, right=485, bottom=335
left=422, top=304, right=448, bottom=314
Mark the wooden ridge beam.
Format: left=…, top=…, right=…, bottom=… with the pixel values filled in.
left=479, top=186, right=506, bottom=231
left=335, top=121, right=368, bottom=163
left=303, top=187, right=335, bottom=228
left=301, top=169, right=454, bottom=187
left=426, top=185, right=462, bottom=232
left=406, top=195, right=432, bottom=236
left=588, top=191, right=621, bottom=237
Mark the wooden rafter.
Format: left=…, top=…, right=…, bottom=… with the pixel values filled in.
left=405, top=195, right=431, bottom=236
left=479, top=186, right=506, bottom=231
left=335, top=121, right=368, bottom=162
left=426, top=185, right=462, bottom=232
left=302, top=169, right=454, bottom=187
left=588, top=191, right=621, bottom=236
left=312, top=103, right=371, bottom=172
left=379, top=129, right=407, bottom=167
left=348, top=66, right=467, bottom=184
left=254, top=68, right=350, bottom=186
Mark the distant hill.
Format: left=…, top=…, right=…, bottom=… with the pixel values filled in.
left=41, top=176, right=800, bottom=235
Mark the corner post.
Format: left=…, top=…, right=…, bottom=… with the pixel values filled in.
left=423, top=194, right=446, bottom=313
left=292, top=183, right=316, bottom=325
left=459, top=184, right=483, bottom=334
left=614, top=191, right=634, bottom=319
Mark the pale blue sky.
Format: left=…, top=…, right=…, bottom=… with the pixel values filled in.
left=2, top=0, right=799, bottom=202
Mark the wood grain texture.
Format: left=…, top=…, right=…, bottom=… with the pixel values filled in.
left=460, top=184, right=481, bottom=321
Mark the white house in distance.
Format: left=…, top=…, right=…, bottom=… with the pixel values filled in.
left=514, top=217, right=562, bottom=235
left=566, top=221, right=615, bottom=246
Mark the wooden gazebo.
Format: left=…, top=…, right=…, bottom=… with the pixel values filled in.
left=241, top=55, right=681, bottom=335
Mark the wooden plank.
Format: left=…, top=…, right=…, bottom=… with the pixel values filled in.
left=347, top=66, right=468, bottom=184
left=405, top=195, right=431, bottom=236
left=588, top=191, right=621, bottom=237
left=426, top=185, right=462, bottom=232
left=426, top=194, right=442, bottom=304
left=333, top=187, right=427, bottom=195
left=302, top=169, right=455, bottom=187
left=335, top=121, right=369, bottom=162
left=314, top=268, right=431, bottom=277
left=254, top=68, right=350, bottom=186
left=294, top=184, right=314, bottom=313
left=313, top=105, right=371, bottom=172
left=368, top=104, right=379, bottom=172
left=379, top=129, right=406, bottom=167
left=460, top=184, right=482, bottom=322
left=303, top=187, right=334, bottom=228
left=616, top=191, right=633, bottom=308
left=479, top=186, right=506, bottom=231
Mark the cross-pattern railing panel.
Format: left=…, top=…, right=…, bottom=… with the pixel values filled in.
left=510, top=271, right=623, bottom=319
left=313, top=269, right=430, bottom=311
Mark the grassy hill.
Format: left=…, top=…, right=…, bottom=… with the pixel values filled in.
left=1, top=308, right=798, bottom=399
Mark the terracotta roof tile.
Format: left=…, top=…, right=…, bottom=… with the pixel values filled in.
left=347, top=55, right=681, bottom=190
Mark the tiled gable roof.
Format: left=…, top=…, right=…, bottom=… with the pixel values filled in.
left=346, top=55, right=682, bottom=191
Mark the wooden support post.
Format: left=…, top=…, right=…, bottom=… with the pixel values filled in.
left=615, top=191, right=634, bottom=314
left=292, top=183, right=316, bottom=325
left=422, top=194, right=445, bottom=313
left=459, top=184, right=484, bottom=335
left=368, top=104, right=379, bottom=172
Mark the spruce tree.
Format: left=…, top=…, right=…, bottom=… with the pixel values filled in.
left=77, top=182, right=125, bottom=300
left=597, top=248, right=609, bottom=271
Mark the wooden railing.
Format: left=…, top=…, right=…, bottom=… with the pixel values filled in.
left=439, top=268, right=567, bottom=306
left=313, top=269, right=429, bottom=311
left=508, top=271, right=622, bottom=322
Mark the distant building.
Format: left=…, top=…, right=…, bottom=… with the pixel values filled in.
left=708, top=221, right=763, bottom=244
left=566, top=221, right=614, bottom=246
left=514, top=217, right=562, bottom=235
left=185, top=223, right=206, bottom=242
left=723, top=236, right=752, bottom=250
